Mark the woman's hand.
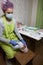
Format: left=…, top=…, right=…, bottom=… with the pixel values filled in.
left=10, top=40, right=18, bottom=46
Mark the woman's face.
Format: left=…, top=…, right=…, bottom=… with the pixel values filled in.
left=5, top=8, right=13, bottom=14
left=5, top=8, right=13, bottom=20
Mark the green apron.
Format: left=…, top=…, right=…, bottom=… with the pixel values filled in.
left=0, top=16, right=19, bottom=59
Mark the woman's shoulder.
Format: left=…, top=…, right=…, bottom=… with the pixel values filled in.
left=0, top=17, right=4, bottom=25
left=13, top=18, right=17, bottom=24
left=13, top=18, right=17, bottom=22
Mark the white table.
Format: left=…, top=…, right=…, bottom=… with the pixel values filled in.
left=18, top=26, right=43, bottom=51
left=18, top=27, right=43, bottom=41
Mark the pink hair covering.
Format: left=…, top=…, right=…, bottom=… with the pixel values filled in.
left=1, top=0, right=14, bottom=12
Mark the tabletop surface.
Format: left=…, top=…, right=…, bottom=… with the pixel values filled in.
left=18, top=26, right=43, bottom=41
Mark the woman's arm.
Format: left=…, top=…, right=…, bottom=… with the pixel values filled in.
left=14, top=21, right=23, bottom=40
left=14, top=20, right=26, bottom=45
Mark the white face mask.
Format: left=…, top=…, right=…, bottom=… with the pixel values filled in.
left=6, top=13, right=13, bottom=19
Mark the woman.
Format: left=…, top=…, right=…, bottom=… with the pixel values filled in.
left=0, top=0, right=28, bottom=59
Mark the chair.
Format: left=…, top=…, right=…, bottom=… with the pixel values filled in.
left=15, top=49, right=35, bottom=65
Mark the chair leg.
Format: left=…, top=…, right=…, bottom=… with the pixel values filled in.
left=26, top=59, right=33, bottom=65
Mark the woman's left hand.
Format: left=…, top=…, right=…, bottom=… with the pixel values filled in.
left=20, top=39, right=26, bottom=45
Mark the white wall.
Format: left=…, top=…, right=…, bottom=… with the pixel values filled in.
left=30, top=0, right=38, bottom=26
left=11, top=0, right=33, bottom=26
left=0, top=0, right=3, bottom=17
left=0, top=0, right=33, bottom=26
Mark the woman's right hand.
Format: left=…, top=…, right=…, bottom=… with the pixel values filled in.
left=10, top=40, right=18, bottom=46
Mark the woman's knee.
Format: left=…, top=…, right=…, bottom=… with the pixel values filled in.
left=6, top=52, right=16, bottom=59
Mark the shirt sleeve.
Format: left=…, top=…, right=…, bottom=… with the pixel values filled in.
left=0, top=18, right=10, bottom=43
left=14, top=19, right=23, bottom=40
